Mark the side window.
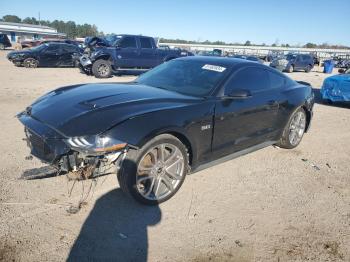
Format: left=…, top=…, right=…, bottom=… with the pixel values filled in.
left=46, top=44, right=60, bottom=53
left=62, top=45, right=76, bottom=53
left=140, top=37, right=153, bottom=49
left=226, top=67, right=270, bottom=94
left=268, top=71, right=285, bottom=89
left=304, top=55, right=311, bottom=62
left=119, top=37, right=137, bottom=48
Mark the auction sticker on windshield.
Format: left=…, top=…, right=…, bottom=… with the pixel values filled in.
left=202, top=64, right=226, bottom=72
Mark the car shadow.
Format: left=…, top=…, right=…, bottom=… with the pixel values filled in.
left=312, top=88, right=350, bottom=108
left=67, top=160, right=162, bottom=262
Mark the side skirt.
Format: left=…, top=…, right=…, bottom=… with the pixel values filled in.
left=191, top=141, right=277, bottom=174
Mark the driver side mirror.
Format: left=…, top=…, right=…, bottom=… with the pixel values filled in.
left=338, top=68, right=345, bottom=74
left=225, top=89, right=252, bottom=99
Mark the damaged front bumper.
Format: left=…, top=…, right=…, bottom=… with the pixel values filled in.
left=18, top=113, right=127, bottom=179
left=78, top=55, right=93, bottom=75
left=270, top=60, right=289, bottom=71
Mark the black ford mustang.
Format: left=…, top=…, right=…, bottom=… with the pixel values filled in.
left=18, top=57, right=314, bottom=205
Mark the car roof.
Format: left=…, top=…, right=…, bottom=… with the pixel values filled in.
left=176, top=56, right=264, bottom=68
left=44, top=42, right=76, bottom=47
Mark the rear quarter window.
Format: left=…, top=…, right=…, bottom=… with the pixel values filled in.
left=140, top=38, right=153, bottom=48
left=267, top=71, right=286, bottom=89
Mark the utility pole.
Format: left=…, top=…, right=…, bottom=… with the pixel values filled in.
left=38, top=12, right=41, bottom=25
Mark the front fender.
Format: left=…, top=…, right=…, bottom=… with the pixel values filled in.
left=103, top=101, right=216, bottom=167
left=91, top=50, right=112, bottom=63
left=105, top=115, right=198, bottom=164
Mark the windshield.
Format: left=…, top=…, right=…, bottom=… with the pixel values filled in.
left=30, top=44, right=48, bottom=52
left=136, top=60, right=230, bottom=97
left=108, top=35, right=123, bottom=46
left=247, top=56, right=258, bottom=61
left=286, top=54, right=297, bottom=60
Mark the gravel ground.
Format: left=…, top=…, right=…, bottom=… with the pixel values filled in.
left=0, top=50, right=349, bottom=262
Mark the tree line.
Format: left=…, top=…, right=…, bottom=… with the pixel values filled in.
left=1, top=15, right=348, bottom=49
left=160, top=38, right=349, bottom=49
left=0, top=15, right=103, bottom=38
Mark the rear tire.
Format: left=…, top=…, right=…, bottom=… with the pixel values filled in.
left=92, top=59, right=112, bottom=78
left=0, top=44, right=4, bottom=50
left=287, top=65, right=294, bottom=73
left=117, top=134, right=189, bottom=205
left=23, top=58, right=38, bottom=68
left=276, top=107, right=306, bottom=149
left=305, top=65, right=312, bottom=73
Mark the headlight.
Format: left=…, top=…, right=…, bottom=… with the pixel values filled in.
left=66, top=135, right=127, bottom=154
left=90, top=51, right=99, bottom=59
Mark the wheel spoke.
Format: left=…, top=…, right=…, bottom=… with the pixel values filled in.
left=158, top=144, right=166, bottom=162
left=164, top=148, right=178, bottom=165
left=295, top=113, right=302, bottom=124
left=289, top=130, right=297, bottom=144
left=137, top=174, right=155, bottom=183
left=161, top=175, right=174, bottom=191
left=165, top=160, right=183, bottom=180
left=143, top=176, right=156, bottom=197
left=138, top=166, right=153, bottom=175
left=153, top=178, right=162, bottom=198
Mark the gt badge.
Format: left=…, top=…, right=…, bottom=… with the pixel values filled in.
left=201, top=124, right=211, bottom=131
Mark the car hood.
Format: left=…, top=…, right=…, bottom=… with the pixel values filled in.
left=7, top=50, right=34, bottom=58
left=21, top=83, right=201, bottom=137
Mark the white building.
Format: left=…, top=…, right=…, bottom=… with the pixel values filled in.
left=0, top=22, right=66, bottom=43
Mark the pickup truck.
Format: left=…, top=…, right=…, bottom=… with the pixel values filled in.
left=79, top=34, right=193, bottom=78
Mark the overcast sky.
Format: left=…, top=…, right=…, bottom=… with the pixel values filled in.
left=1, top=0, right=349, bottom=45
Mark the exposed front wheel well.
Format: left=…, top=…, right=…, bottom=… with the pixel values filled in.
left=166, top=132, right=193, bottom=166
left=302, top=106, right=312, bottom=132
left=94, top=55, right=112, bottom=62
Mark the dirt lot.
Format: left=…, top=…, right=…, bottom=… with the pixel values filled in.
left=0, top=50, right=349, bottom=262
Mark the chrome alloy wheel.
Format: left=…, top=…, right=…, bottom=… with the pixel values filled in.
left=289, top=111, right=306, bottom=146
left=136, top=143, right=185, bottom=201
left=97, top=63, right=109, bottom=77
left=24, top=58, right=38, bottom=68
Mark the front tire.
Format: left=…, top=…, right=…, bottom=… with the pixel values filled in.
left=92, top=59, right=112, bottom=78
left=117, top=134, right=189, bottom=205
left=23, top=58, right=38, bottom=68
left=0, top=44, right=4, bottom=50
left=305, top=65, right=312, bottom=73
left=287, top=64, right=294, bottom=73
left=276, top=108, right=307, bottom=149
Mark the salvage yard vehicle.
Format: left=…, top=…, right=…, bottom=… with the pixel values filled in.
left=18, top=57, right=314, bottom=205
left=321, top=68, right=350, bottom=103
left=270, top=53, right=314, bottom=73
left=7, top=42, right=83, bottom=68
left=0, top=33, right=12, bottom=50
left=231, top=55, right=264, bottom=63
left=79, top=34, right=193, bottom=78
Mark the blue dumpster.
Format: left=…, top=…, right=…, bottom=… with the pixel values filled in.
left=323, top=60, right=335, bottom=74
